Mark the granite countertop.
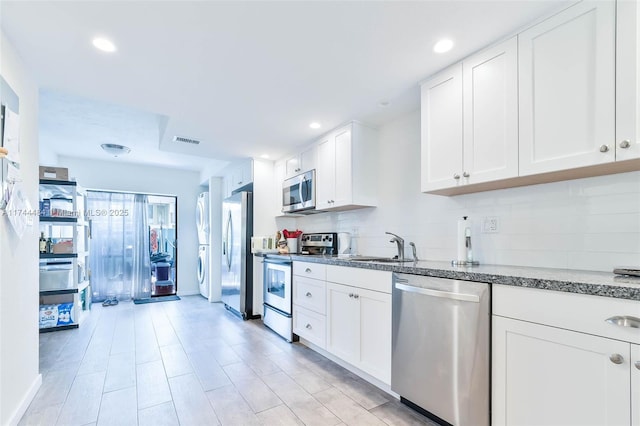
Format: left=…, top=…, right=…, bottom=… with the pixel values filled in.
left=264, top=253, right=640, bottom=301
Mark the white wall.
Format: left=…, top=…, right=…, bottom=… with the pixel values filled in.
left=208, top=177, right=222, bottom=302
left=0, top=31, right=42, bottom=425
left=58, top=156, right=203, bottom=295
left=297, top=109, right=640, bottom=272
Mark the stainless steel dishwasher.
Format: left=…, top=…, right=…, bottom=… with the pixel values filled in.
left=391, top=273, right=490, bottom=426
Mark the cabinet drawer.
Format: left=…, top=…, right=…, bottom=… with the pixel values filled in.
left=293, top=276, right=326, bottom=315
left=326, top=265, right=392, bottom=294
left=493, top=284, right=640, bottom=344
left=293, top=306, right=326, bottom=349
left=293, top=261, right=326, bottom=280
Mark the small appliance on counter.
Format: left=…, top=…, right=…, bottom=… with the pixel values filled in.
left=251, top=236, right=278, bottom=254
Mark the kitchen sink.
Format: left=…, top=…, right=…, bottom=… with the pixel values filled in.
left=347, top=256, right=415, bottom=263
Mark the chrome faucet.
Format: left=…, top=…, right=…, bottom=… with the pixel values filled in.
left=385, top=232, right=404, bottom=261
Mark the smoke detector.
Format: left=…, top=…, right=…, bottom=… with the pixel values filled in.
left=173, top=136, right=201, bottom=145
left=101, top=143, right=131, bottom=157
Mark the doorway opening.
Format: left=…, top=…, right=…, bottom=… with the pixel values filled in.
left=87, top=190, right=177, bottom=302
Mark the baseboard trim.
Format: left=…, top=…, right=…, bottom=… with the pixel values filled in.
left=7, top=373, right=42, bottom=426
left=300, top=338, right=399, bottom=399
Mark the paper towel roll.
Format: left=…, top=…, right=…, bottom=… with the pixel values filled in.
left=456, top=217, right=470, bottom=261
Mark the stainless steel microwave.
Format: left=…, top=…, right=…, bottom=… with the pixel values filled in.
left=282, top=169, right=316, bottom=214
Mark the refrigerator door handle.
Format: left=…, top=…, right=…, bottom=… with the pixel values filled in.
left=226, top=211, right=232, bottom=270
left=223, top=210, right=232, bottom=270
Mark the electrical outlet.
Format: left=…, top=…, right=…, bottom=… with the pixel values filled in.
left=482, top=216, right=499, bottom=233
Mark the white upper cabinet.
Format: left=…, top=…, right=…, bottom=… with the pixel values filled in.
left=285, top=145, right=317, bottom=178
left=315, top=122, right=378, bottom=211
left=616, top=0, right=640, bottom=161
left=420, top=63, right=463, bottom=192
left=223, top=159, right=253, bottom=197
left=518, top=1, right=616, bottom=175
left=463, top=37, right=518, bottom=184
left=421, top=37, right=518, bottom=193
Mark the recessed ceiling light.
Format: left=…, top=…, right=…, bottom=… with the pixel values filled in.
left=260, top=154, right=270, bottom=159
left=378, top=100, right=390, bottom=107
left=101, top=143, right=130, bottom=157
left=309, top=122, right=321, bottom=129
left=92, top=37, right=117, bottom=53
left=433, top=39, right=454, bottom=53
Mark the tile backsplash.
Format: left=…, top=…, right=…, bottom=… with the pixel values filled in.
left=294, top=110, right=640, bottom=272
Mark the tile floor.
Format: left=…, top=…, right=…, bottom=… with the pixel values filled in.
left=20, top=295, right=434, bottom=426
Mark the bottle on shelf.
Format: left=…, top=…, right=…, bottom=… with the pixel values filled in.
left=39, top=232, right=47, bottom=253
left=46, top=237, right=53, bottom=254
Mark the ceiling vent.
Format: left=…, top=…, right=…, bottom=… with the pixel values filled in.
left=173, top=136, right=201, bottom=145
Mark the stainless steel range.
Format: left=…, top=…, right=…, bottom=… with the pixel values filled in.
left=263, top=257, right=297, bottom=342
left=300, top=233, right=338, bottom=255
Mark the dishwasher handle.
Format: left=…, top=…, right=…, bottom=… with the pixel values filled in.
left=394, top=281, right=481, bottom=303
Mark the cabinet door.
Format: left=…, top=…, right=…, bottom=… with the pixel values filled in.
left=316, top=135, right=335, bottom=210
left=616, top=0, right=640, bottom=161
left=463, top=37, right=518, bottom=184
left=326, top=282, right=359, bottom=364
left=633, top=344, right=640, bottom=426
left=420, top=63, right=463, bottom=192
left=358, top=288, right=391, bottom=384
left=285, top=155, right=301, bottom=178
left=332, top=127, right=352, bottom=208
left=519, top=1, right=616, bottom=175
left=493, top=315, right=630, bottom=426
left=300, top=146, right=318, bottom=174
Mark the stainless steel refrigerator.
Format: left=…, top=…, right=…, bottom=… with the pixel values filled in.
left=221, top=191, right=254, bottom=319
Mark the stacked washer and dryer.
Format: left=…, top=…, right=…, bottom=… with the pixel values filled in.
left=196, top=192, right=210, bottom=299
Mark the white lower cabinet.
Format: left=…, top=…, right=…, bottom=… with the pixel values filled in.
left=326, top=281, right=391, bottom=384
left=492, top=284, right=640, bottom=426
left=291, top=262, right=392, bottom=385
left=292, top=262, right=327, bottom=348
left=493, top=316, right=631, bottom=426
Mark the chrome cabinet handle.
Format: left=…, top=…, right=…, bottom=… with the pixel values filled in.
left=600, top=144, right=610, bottom=153
left=610, top=354, right=624, bottom=365
left=463, top=171, right=470, bottom=178
left=305, top=292, right=312, bottom=297
left=619, top=140, right=631, bottom=149
left=453, top=173, right=460, bottom=180
left=305, top=268, right=312, bottom=273
left=305, top=323, right=312, bottom=329
left=605, top=316, right=640, bottom=329
left=635, top=361, right=640, bottom=370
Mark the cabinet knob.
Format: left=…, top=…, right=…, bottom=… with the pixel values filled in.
left=305, top=292, right=312, bottom=297
left=463, top=171, right=470, bottom=178
left=453, top=173, right=460, bottom=180
left=635, top=361, right=640, bottom=370
left=353, top=294, right=359, bottom=299
left=305, top=268, right=312, bottom=273
left=619, top=140, right=631, bottom=149
left=599, top=145, right=610, bottom=153
left=237, top=181, right=243, bottom=185
left=609, top=354, right=624, bottom=365
left=348, top=293, right=354, bottom=298
left=305, top=323, right=312, bottom=329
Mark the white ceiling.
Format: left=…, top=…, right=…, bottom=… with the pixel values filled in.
left=1, top=0, right=570, bottom=174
